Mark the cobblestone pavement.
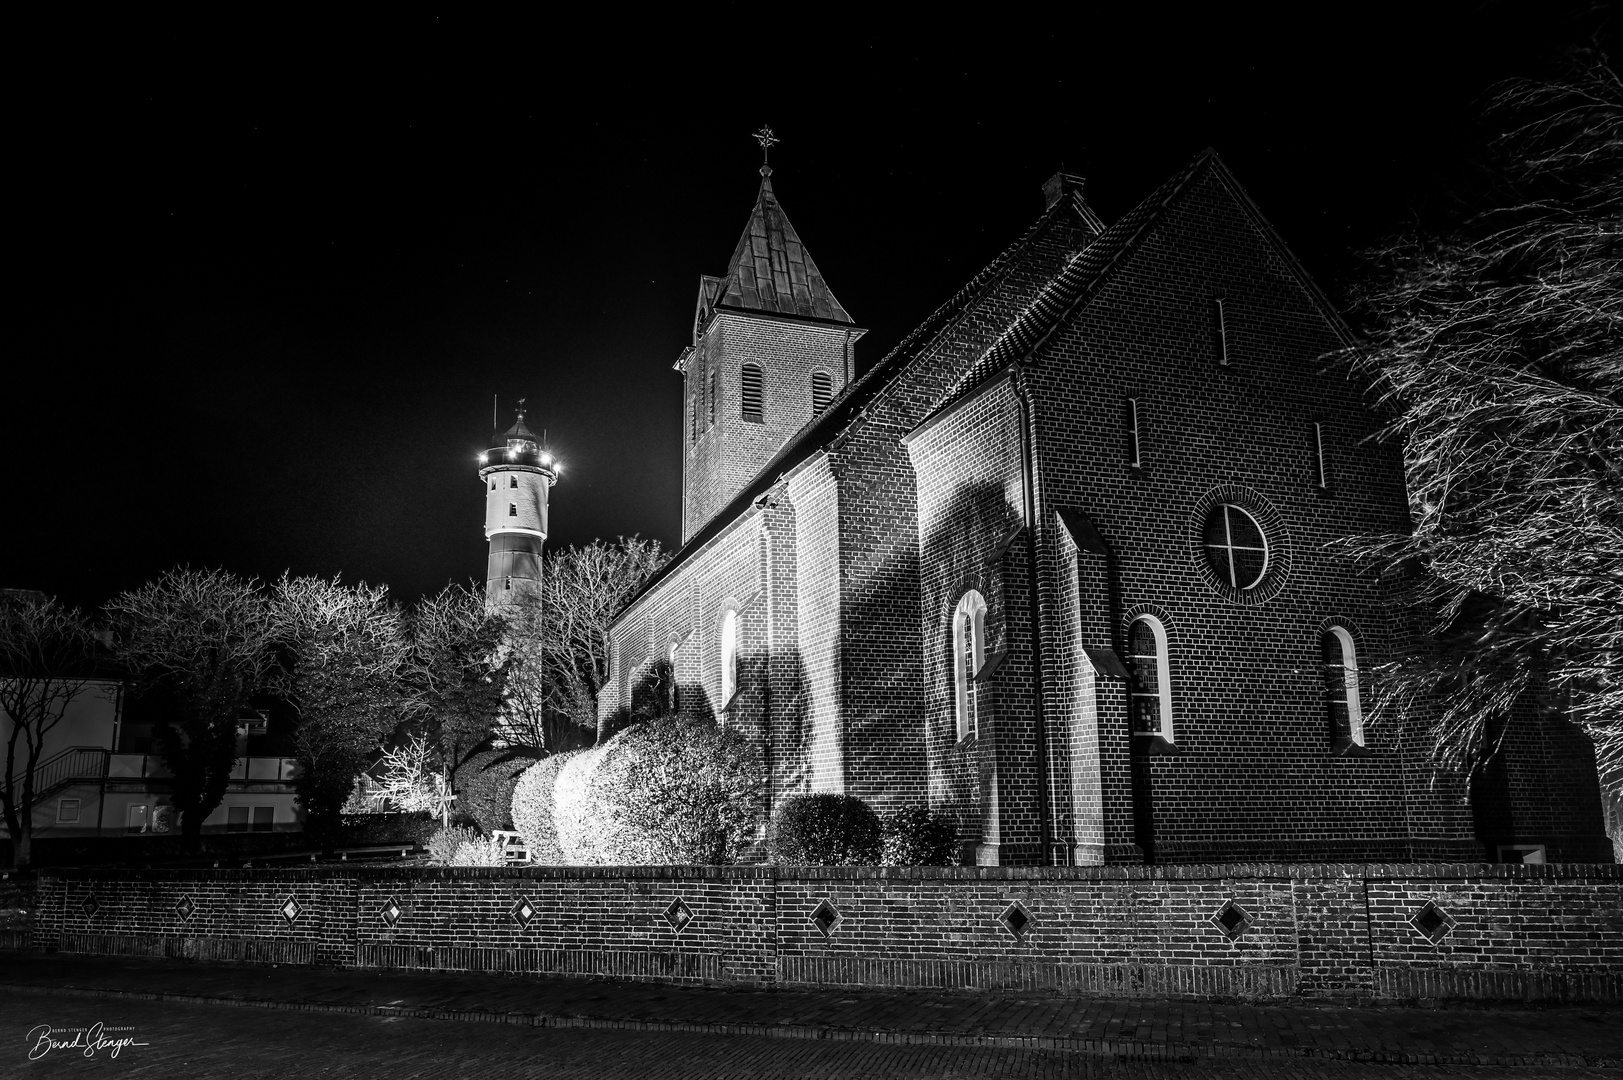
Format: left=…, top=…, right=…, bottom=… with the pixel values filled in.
left=3, top=954, right=1620, bottom=1070
left=4, top=987, right=1620, bottom=1079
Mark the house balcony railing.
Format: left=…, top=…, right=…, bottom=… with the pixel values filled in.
left=106, top=754, right=300, bottom=782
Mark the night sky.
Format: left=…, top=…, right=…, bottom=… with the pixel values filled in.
left=8, top=6, right=1601, bottom=613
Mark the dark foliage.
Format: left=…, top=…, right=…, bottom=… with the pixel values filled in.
left=769, top=793, right=882, bottom=866
left=880, top=805, right=959, bottom=866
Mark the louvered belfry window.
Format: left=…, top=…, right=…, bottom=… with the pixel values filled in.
left=812, top=370, right=833, bottom=416
left=741, top=363, right=764, bottom=422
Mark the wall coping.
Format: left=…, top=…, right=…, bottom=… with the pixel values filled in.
left=38, top=861, right=1622, bottom=885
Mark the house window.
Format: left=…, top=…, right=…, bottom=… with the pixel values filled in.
left=719, top=608, right=739, bottom=708
left=227, top=805, right=250, bottom=832
left=252, top=806, right=275, bottom=833
left=1126, top=397, right=1141, bottom=468
left=1322, top=626, right=1364, bottom=748
left=127, top=804, right=149, bottom=833
left=1202, top=504, right=1269, bottom=590
left=741, top=363, right=764, bottom=422
left=952, top=590, right=987, bottom=741
left=1215, top=297, right=1229, bottom=365
left=1128, top=616, right=1172, bottom=739
left=508, top=503, right=518, bottom=517
left=57, top=798, right=80, bottom=824
left=812, top=370, right=833, bottom=416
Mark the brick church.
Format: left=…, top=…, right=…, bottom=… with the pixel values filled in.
left=597, top=149, right=1612, bottom=866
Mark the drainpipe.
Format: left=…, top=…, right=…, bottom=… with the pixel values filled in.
left=1010, top=366, right=1054, bottom=864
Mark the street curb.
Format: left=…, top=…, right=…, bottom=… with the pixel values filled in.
left=0, top=981, right=1607, bottom=1069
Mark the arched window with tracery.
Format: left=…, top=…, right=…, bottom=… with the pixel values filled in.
left=719, top=608, right=739, bottom=709
left=1128, top=615, right=1172, bottom=741
left=952, top=591, right=987, bottom=741
left=1322, top=626, right=1364, bottom=749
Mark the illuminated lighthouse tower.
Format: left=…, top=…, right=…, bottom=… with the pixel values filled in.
left=477, top=399, right=558, bottom=607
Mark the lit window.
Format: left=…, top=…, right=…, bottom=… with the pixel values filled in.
left=719, top=608, right=738, bottom=707
left=509, top=503, right=518, bottom=517
left=952, top=591, right=987, bottom=741
left=812, top=370, right=833, bottom=416
left=741, top=363, right=764, bottom=422
left=1322, top=626, right=1364, bottom=748
left=1129, top=616, right=1172, bottom=740
left=1202, top=504, right=1268, bottom=590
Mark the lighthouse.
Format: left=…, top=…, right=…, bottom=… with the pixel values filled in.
left=477, top=400, right=557, bottom=607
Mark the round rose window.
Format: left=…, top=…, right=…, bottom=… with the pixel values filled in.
left=1202, top=503, right=1269, bottom=590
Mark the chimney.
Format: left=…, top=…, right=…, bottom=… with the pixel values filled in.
left=1042, top=171, right=1086, bottom=210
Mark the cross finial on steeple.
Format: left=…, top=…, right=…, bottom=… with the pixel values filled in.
left=515, top=396, right=527, bottom=422
left=754, top=126, right=779, bottom=175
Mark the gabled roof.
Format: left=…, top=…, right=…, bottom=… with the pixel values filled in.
left=703, top=167, right=854, bottom=325
left=976, top=148, right=1357, bottom=377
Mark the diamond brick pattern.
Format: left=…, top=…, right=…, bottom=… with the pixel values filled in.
left=510, top=896, right=536, bottom=929
left=80, top=894, right=99, bottom=920
left=809, top=898, right=842, bottom=939
left=663, top=897, right=694, bottom=934
left=998, top=900, right=1033, bottom=940
left=1409, top=899, right=1456, bottom=944
left=175, top=895, right=197, bottom=922
left=380, top=896, right=403, bottom=928
left=280, top=895, right=303, bottom=926
left=1210, top=899, right=1252, bottom=940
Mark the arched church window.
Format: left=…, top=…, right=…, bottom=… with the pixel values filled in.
left=1322, top=626, right=1364, bottom=748
left=709, top=368, right=718, bottom=427
left=1128, top=616, right=1172, bottom=740
left=952, top=591, right=987, bottom=741
left=719, top=608, right=739, bottom=708
left=812, top=370, right=833, bottom=416
left=741, top=363, right=764, bottom=422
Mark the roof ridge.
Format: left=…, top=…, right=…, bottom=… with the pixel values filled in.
left=975, top=149, right=1217, bottom=375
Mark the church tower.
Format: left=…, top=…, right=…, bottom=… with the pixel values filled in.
left=477, top=401, right=557, bottom=607
left=679, top=131, right=865, bottom=539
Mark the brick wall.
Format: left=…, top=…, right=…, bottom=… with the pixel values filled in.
left=32, top=863, right=1621, bottom=1003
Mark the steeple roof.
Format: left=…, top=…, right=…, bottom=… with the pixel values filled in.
left=707, top=167, right=853, bottom=325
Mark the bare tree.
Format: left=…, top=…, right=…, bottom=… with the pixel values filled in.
left=406, top=582, right=511, bottom=805
left=105, top=567, right=280, bottom=840
left=502, top=536, right=664, bottom=745
left=273, top=574, right=409, bottom=839
left=0, top=594, right=100, bottom=868
left=1337, top=50, right=1622, bottom=785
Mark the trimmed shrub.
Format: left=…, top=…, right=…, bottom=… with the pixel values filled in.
left=881, top=805, right=959, bottom=866
left=510, top=750, right=584, bottom=865
left=769, top=794, right=882, bottom=865
left=554, top=715, right=763, bottom=865
left=458, top=750, right=531, bottom=832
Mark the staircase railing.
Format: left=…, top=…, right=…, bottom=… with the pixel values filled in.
left=8, top=745, right=110, bottom=807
